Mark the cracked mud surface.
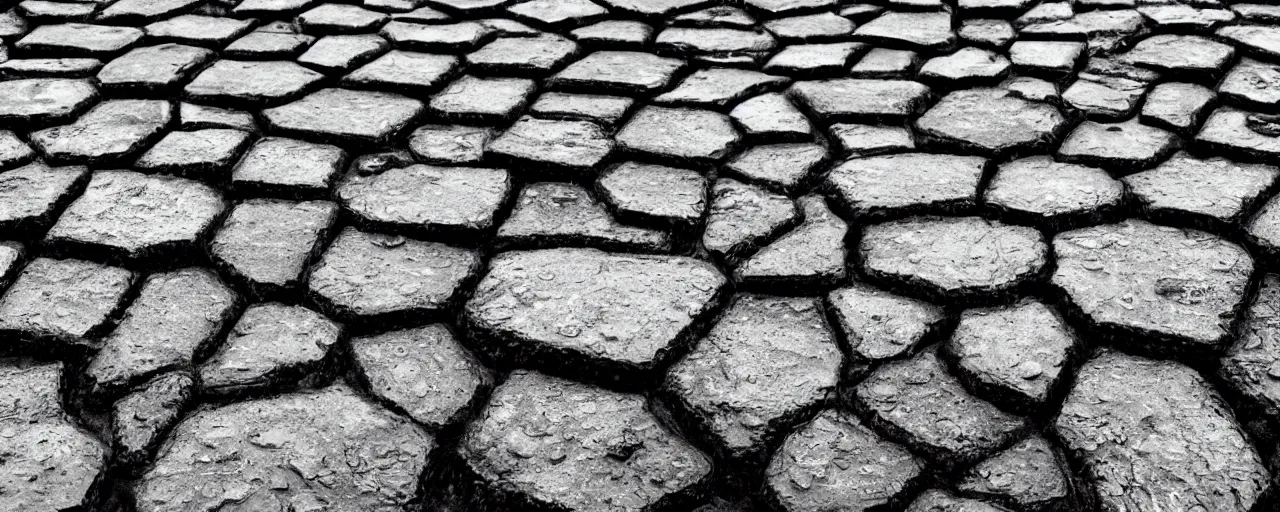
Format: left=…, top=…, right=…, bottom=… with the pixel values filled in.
left=1, top=0, right=1280, bottom=511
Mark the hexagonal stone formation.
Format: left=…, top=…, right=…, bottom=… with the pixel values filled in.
left=428, top=75, right=535, bottom=123
left=230, top=137, right=346, bottom=199
left=16, top=23, right=143, bottom=56
left=764, top=42, right=867, bottom=78
left=0, top=257, right=134, bottom=350
left=735, top=195, right=848, bottom=290
left=570, top=19, right=654, bottom=48
left=28, top=99, right=171, bottom=165
left=379, top=20, right=494, bottom=52
left=654, top=27, right=777, bottom=59
left=729, top=92, right=813, bottom=142
left=1120, top=34, right=1234, bottom=80
left=210, top=199, right=337, bottom=297
left=597, top=161, right=706, bottom=229
left=145, top=14, right=255, bottom=47
left=983, top=156, right=1125, bottom=230
left=340, top=50, right=458, bottom=93
left=654, top=67, right=789, bottom=110
left=1001, top=76, right=1060, bottom=104
left=307, top=227, right=480, bottom=325
left=859, top=216, right=1049, bottom=303
left=829, top=123, right=914, bottom=158
left=1139, top=82, right=1215, bottom=135
left=1019, top=9, right=1146, bottom=54
left=1221, top=274, right=1280, bottom=437
left=97, top=0, right=202, bottom=23
left=134, top=383, right=434, bottom=511
left=855, top=11, right=956, bottom=52
left=764, top=409, right=923, bottom=512
left=703, top=178, right=800, bottom=263
left=496, top=182, right=669, bottom=253
left=827, top=282, right=947, bottom=371
left=297, top=3, right=388, bottom=34
left=1056, top=351, right=1272, bottom=512
left=916, top=88, right=1068, bottom=157
left=944, top=300, right=1078, bottom=414
left=0, top=360, right=108, bottom=512
left=351, top=324, right=491, bottom=430
left=84, top=269, right=237, bottom=398
left=223, top=31, right=315, bottom=60
left=725, top=142, right=826, bottom=194
left=111, top=371, right=195, bottom=472
left=599, top=0, right=712, bottom=17
left=0, top=131, right=34, bottom=171
left=466, top=34, right=578, bottom=77
left=184, top=60, right=322, bottom=108
left=957, top=436, right=1074, bottom=512
left=0, top=242, right=21, bottom=290
left=959, top=19, right=1015, bottom=50
left=1052, top=220, right=1253, bottom=357
left=1125, top=153, right=1278, bottom=232
left=764, top=12, right=853, bottom=43
left=850, top=48, right=920, bottom=79
left=1219, top=59, right=1280, bottom=113
left=45, top=171, right=224, bottom=265
left=1058, top=118, right=1179, bottom=174
left=198, top=302, right=341, bottom=396
left=0, top=162, right=89, bottom=238
left=663, top=294, right=840, bottom=468
left=0, top=78, right=97, bottom=129
left=263, top=88, right=424, bottom=146
left=905, top=490, right=1011, bottom=512
left=1137, top=4, right=1236, bottom=32
left=855, top=348, right=1028, bottom=468
left=1197, top=107, right=1280, bottom=163
left=788, top=78, right=931, bottom=123
left=133, top=128, right=253, bottom=183
left=177, top=102, right=256, bottom=132
left=616, top=106, right=740, bottom=165
left=1062, top=74, right=1147, bottom=121
left=297, top=34, right=389, bottom=74
left=826, top=153, right=986, bottom=220
left=464, top=248, right=726, bottom=386
left=487, top=116, right=613, bottom=176
left=529, top=92, right=634, bottom=128
left=506, top=0, right=607, bottom=27
left=337, top=163, right=510, bottom=237
left=918, top=48, right=1011, bottom=88
left=1008, top=41, right=1084, bottom=79
left=549, top=50, right=684, bottom=94
left=96, top=43, right=212, bottom=92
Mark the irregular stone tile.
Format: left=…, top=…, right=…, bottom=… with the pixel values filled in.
left=957, top=436, right=1073, bottom=512
left=352, top=324, right=490, bottom=429
left=569, top=19, right=653, bottom=49
left=1139, top=82, right=1215, bottom=135
left=1220, top=274, right=1280, bottom=440
left=788, top=78, right=931, bottom=123
left=1218, top=24, right=1280, bottom=61
left=232, top=0, right=320, bottom=17
left=297, top=3, right=388, bottom=34
left=133, top=128, right=252, bottom=182
left=1052, top=220, right=1253, bottom=356
left=466, top=34, right=578, bottom=76
left=430, top=0, right=510, bottom=14
left=855, top=349, right=1028, bottom=468
left=744, top=0, right=835, bottom=16
left=1219, top=58, right=1280, bottom=113
left=654, top=67, right=788, bottom=110
left=548, top=50, right=683, bottom=94
left=1082, top=56, right=1161, bottom=83
left=0, top=58, right=102, bottom=79
left=342, top=50, right=458, bottom=93
left=1008, top=40, right=1084, bottom=79
left=1062, top=74, right=1147, bottom=121
left=860, top=216, right=1048, bottom=302
left=199, top=302, right=340, bottom=395
left=429, top=75, right=534, bottom=123
left=1197, top=107, right=1280, bottom=162
left=945, top=300, right=1078, bottom=413
left=464, top=249, right=726, bottom=384
left=29, top=99, right=170, bottom=164
left=1137, top=4, right=1235, bottom=32
left=850, top=48, right=920, bottom=78
left=1120, top=34, right=1234, bottom=80
left=407, top=124, right=491, bottom=165
left=1242, top=192, right=1280, bottom=256
left=674, top=6, right=756, bottom=28
left=855, top=11, right=955, bottom=52
left=0, top=162, right=88, bottom=237
left=1234, top=4, right=1280, bottom=23
left=597, top=161, right=706, bottom=228
left=735, top=195, right=847, bottom=289
left=496, top=182, right=669, bottom=253
left=0, top=131, right=34, bottom=171
left=655, top=27, right=777, bottom=57
left=1056, top=351, right=1271, bottom=512
left=297, top=34, right=389, bottom=73
left=1058, top=118, right=1178, bottom=174
left=184, top=60, right=321, bottom=108
left=223, top=30, right=314, bottom=59
left=916, top=87, right=1066, bottom=157
left=918, top=47, right=1011, bottom=88
left=984, top=156, right=1124, bottom=229
left=210, top=199, right=336, bottom=296
left=0, top=257, right=133, bottom=350
left=0, top=360, right=108, bottom=511
left=616, top=106, right=740, bottom=165
left=308, top=227, right=480, bottom=324
left=338, top=163, right=509, bottom=236
left=827, top=282, right=946, bottom=365
left=486, top=116, right=613, bottom=175
left=764, top=409, right=923, bottom=512
left=0, top=242, right=20, bottom=288
left=703, top=178, right=799, bottom=262
left=725, top=142, right=826, bottom=194
left=764, top=12, right=853, bottom=43
left=263, top=88, right=423, bottom=145
left=230, top=137, right=344, bottom=198
left=96, top=0, right=201, bottom=23
left=529, top=92, right=633, bottom=128
left=1001, top=76, right=1060, bottom=104
left=598, top=0, right=713, bottom=17
left=0, top=78, right=97, bottom=129
left=826, top=153, right=985, bottom=219
left=1126, top=152, right=1277, bottom=231
left=828, top=123, right=913, bottom=158
left=1020, top=9, right=1147, bottom=53
left=111, top=372, right=195, bottom=471
left=145, top=14, right=254, bottom=47
left=729, top=92, right=813, bottom=141
left=506, top=0, right=607, bottom=28
left=763, top=42, right=866, bottom=77
left=177, top=103, right=256, bottom=132
left=16, top=22, right=143, bottom=56
left=379, top=20, right=492, bottom=51
left=906, top=490, right=1010, bottom=512
left=460, top=370, right=711, bottom=510
left=665, top=294, right=839, bottom=468
left=960, top=19, right=1015, bottom=50
left=135, top=383, right=434, bottom=511
left=97, top=43, right=212, bottom=92
left=45, top=170, right=223, bottom=264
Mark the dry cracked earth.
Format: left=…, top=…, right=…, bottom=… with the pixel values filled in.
left=3, top=0, right=1280, bottom=511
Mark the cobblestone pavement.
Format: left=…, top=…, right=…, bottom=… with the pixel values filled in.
left=2, top=0, right=1280, bottom=511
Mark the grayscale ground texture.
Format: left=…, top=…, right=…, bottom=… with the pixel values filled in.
left=3, top=0, right=1280, bottom=510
